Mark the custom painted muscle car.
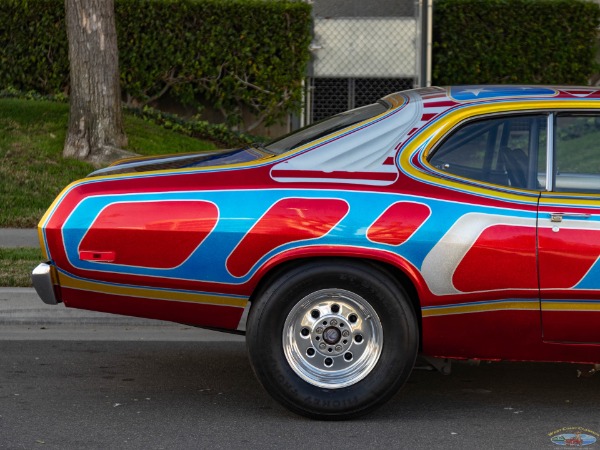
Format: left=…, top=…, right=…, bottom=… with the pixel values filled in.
left=33, top=86, right=600, bottom=419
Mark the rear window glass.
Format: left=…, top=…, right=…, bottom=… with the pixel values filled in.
left=264, top=101, right=389, bottom=155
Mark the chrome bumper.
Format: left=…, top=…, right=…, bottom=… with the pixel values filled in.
left=32, top=263, right=60, bottom=305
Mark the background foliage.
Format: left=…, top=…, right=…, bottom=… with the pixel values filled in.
left=0, top=0, right=312, bottom=131
left=433, top=0, right=600, bottom=85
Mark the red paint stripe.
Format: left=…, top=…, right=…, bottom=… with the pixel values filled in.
left=539, top=228, right=600, bottom=289
left=407, top=127, right=419, bottom=136
left=420, top=113, right=438, bottom=121
left=367, top=202, right=430, bottom=245
left=383, top=157, right=395, bottom=165
left=421, top=310, right=600, bottom=363
left=271, top=170, right=397, bottom=181
left=227, top=198, right=348, bottom=277
left=541, top=310, right=600, bottom=342
left=453, top=225, right=537, bottom=292
left=79, top=201, right=218, bottom=268
left=563, top=90, right=592, bottom=97
left=423, top=101, right=457, bottom=108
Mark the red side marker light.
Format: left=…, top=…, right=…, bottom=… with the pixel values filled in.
left=79, top=250, right=116, bottom=263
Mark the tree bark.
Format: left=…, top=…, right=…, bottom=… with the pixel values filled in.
left=64, top=0, right=132, bottom=166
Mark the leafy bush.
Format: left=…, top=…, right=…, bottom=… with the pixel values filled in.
left=128, top=106, right=260, bottom=147
left=0, top=0, right=68, bottom=93
left=0, top=0, right=312, bottom=131
left=433, top=0, right=600, bottom=85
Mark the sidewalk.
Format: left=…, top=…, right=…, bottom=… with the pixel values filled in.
left=0, top=228, right=38, bottom=248
left=0, top=287, right=168, bottom=326
left=0, top=288, right=244, bottom=341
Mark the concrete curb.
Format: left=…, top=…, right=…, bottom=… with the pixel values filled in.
left=0, top=228, right=39, bottom=248
left=0, top=288, right=245, bottom=341
left=0, top=287, right=172, bottom=326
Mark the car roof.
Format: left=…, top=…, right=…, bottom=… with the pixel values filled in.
left=385, top=85, right=600, bottom=108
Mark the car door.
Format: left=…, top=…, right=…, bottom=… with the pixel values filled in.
left=421, top=113, right=549, bottom=360
left=539, top=112, right=600, bottom=343
left=427, top=113, right=545, bottom=295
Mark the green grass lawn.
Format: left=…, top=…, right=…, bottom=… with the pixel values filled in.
left=0, top=98, right=221, bottom=286
left=0, top=98, right=219, bottom=227
left=0, top=248, right=43, bottom=287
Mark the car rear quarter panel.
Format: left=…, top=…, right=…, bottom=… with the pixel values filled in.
left=38, top=87, right=600, bottom=363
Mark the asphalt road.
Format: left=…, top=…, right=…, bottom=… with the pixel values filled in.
left=1, top=323, right=599, bottom=450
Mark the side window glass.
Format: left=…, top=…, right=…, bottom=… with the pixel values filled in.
left=555, top=114, right=600, bottom=193
left=429, top=115, right=546, bottom=190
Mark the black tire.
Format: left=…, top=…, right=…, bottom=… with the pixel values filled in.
left=246, top=260, right=418, bottom=420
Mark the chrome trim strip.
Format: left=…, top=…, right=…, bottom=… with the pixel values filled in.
left=546, top=113, right=555, bottom=192
left=31, top=263, right=60, bottom=305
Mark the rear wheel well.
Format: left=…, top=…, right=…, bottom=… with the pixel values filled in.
left=249, top=257, right=422, bottom=343
left=246, top=257, right=419, bottom=419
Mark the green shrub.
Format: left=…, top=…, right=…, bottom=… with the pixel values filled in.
left=128, top=106, right=260, bottom=147
left=0, top=0, right=68, bottom=94
left=433, top=0, right=600, bottom=85
left=0, top=0, right=312, bottom=131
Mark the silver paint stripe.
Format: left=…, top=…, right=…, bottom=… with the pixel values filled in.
left=421, top=213, right=535, bottom=295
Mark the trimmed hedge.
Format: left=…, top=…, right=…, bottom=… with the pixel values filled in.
left=433, top=0, right=600, bottom=85
left=0, top=0, right=312, bottom=130
left=0, top=0, right=69, bottom=94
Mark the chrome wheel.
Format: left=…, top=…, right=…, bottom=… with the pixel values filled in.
left=283, top=288, right=383, bottom=389
left=247, top=261, right=418, bottom=419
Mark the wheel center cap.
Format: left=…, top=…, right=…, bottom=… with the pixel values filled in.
left=323, top=326, right=341, bottom=345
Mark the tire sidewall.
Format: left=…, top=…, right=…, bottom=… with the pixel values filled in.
left=247, top=260, right=418, bottom=419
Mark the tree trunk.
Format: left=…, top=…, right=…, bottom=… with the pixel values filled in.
left=64, top=0, right=132, bottom=166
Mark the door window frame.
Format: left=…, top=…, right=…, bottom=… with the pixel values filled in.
left=548, top=111, right=600, bottom=195
left=426, top=111, right=550, bottom=192
left=426, top=109, right=600, bottom=196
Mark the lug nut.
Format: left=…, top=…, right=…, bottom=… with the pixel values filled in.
left=342, top=330, right=350, bottom=337
left=330, top=319, right=338, bottom=326
left=316, top=327, right=323, bottom=334
left=335, top=345, right=342, bottom=352
left=319, top=343, right=326, bottom=350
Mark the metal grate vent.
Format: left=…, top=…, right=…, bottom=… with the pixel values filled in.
left=310, top=77, right=414, bottom=122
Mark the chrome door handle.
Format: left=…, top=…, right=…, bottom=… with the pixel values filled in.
left=550, top=212, right=592, bottom=223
